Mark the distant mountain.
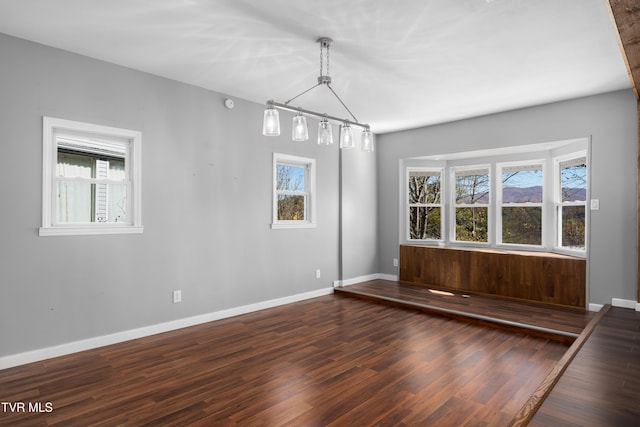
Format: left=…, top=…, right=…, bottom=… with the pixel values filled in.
left=503, top=186, right=543, bottom=203
left=502, top=186, right=586, bottom=203
left=458, top=186, right=586, bottom=204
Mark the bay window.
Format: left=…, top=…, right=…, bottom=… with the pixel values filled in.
left=453, top=167, right=490, bottom=243
left=498, top=162, right=544, bottom=246
left=407, top=169, right=443, bottom=240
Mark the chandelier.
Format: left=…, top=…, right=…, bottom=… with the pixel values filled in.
left=262, top=37, right=374, bottom=152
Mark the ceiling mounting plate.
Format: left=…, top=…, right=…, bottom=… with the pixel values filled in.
left=317, top=37, right=333, bottom=48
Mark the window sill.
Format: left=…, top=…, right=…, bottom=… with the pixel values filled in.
left=39, top=225, right=144, bottom=236
left=271, top=222, right=317, bottom=230
left=402, top=242, right=585, bottom=260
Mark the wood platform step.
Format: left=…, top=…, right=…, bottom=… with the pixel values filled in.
left=335, top=280, right=594, bottom=344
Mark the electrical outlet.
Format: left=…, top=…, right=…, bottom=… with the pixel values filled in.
left=316, top=269, right=321, bottom=279
left=393, top=258, right=398, bottom=267
left=173, top=290, right=182, bottom=304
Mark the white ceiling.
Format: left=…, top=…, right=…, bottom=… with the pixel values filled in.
left=0, top=0, right=631, bottom=134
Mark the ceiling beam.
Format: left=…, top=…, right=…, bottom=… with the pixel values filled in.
left=606, top=0, right=640, bottom=98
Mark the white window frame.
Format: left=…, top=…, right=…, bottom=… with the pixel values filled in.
left=450, top=165, right=491, bottom=245
left=40, top=117, right=143, bottom=236
left=406, top=167, right=444, bottom=242
left=272, top=153, right=316, bottom=229
left=496, top=160, right=545, bottom=249
left=554, top=151, right=588, bottom=255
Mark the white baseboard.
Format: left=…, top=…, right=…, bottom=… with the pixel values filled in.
left=591, top=298, right=640, bottom=312
left=611, top=298, right=639, bottom=310
left=333, top=273, right=399, bottom=288
left=588, top=303, right=604, bottom=312
left=0, top=287, right=334, bottom=371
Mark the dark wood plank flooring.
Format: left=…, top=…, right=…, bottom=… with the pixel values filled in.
left=335, top=280, right=594, bottom=342
left=529, top=306, right=640, bottom=426
left=0, top=294, right=569, bottom=426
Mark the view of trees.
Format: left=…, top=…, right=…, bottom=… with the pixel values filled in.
left=276, top=164, right=306, bottom=221
left=455, top=171, right=489, bottom=242
left=408, top=159, right=587, bottom=249
left=560, top=161, right=587, bottom=249
left=500, top=167, right=542, bottom=245
left=408, top=172, right=441, bottom=239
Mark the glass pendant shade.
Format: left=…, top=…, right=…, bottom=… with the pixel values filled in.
left=262, top=106, right=280, bottom=136
left=339, top=124, right=355, bottom=149
left=292, top=114, right=309, bottom=141
left=361, top=129, right=374, bottom=152
left=317, top=118, right=333, bottom=145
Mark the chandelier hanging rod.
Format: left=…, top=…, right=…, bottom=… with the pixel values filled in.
left=267, top=100, right=370, bottom=130
left=262, top=37, right=374, bottom=152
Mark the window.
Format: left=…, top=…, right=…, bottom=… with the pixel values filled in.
left=453, top=167, right=490, bottom=243
left=402, top=140, right=588, bottom=256
left=498, top=162, right=544, bottom=246
left=40, top=117, right=142, bottom=236
left=556, top=155, right=587, bottom=251
left=272, top=153, right=316, bottom=229
left=407, top=169, right=443, bottom=240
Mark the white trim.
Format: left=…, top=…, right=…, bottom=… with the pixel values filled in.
left=41, top=116, right=143, bottom=236
left=271, top=222, right=317, bottom=230
left=333, top=274, right=383, bottom=287
left=611, top=298, right=638, bottom=309
left=0, top=287, right=333, bottom=370
left=450, top=164, right=491, bottom=245
left=553, top=150, right=588, bottom=253
left=333, top=273, right=400, bottom=288
left=272, top=152, right=316, bottom=229
left=39, top=225, right=144, bottom=236
left=406, top=166, right=445, bottom=242
left=588, top=303, right=604, bottom=312
left=496, top=159, right=545, bottom=247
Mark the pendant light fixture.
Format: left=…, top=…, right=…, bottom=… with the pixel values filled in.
left=339, top=123, right=355, bottom=149
left=262, top=104, right=280, bottom=136
left=292, top=113, right=308, bottom=141
left=262, top=37, right=373, bottom=152
left=318, top=116, right=333, bottom=145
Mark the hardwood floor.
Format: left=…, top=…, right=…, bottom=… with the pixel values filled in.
left=335, top=280, right=594, bottom=342
left=528, top=306, right=640, bottom=426
left=0, top=294, right=568, bottom=426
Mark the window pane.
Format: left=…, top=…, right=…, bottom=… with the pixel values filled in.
left=57, top=152, right=95, bottom=178
left=409, top=207, right=441, bottom=240
left=502, top=206, right=542, bottom=245
left=455, top=170, right=489, bottom=204
left=502, top=166, right=542, bottom=202
left=276, top=164, right=305, bottom=192
left=57, top=181, right=93, bottom=223
left=560, top=159, right=587, bottom=202
left=57, top=182, right=127, bottom=224
left=106, top=183, right=127, bottom=223
left=58, top=151, right=126, bottom=181
left=277, top=194, right=305, bottom=221
left=408, top=172, right=441, bottom=204
left=561, top=205, right=585, bottom=249
left=108, top=158, right=125, bottom=181
left=455, top=207, right=488, bottom=242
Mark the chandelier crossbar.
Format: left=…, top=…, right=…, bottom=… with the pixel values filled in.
left=262, top=36, right=374, bottom=151
left=267, top=100, right=369, bottom=130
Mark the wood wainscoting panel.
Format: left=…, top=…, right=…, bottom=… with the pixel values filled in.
left=399, top=245, right=586, bottom=308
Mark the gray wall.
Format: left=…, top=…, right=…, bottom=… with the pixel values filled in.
left=1, top=30, right=635, bottom=359
left=340, top=145, right=378, bottom=281
left=0, top=33, right=354, bottom=357
left=377, top=89, right=638, bottom=305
